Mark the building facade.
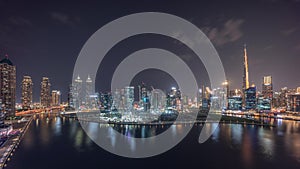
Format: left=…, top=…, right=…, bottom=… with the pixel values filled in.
left=51, top=90, right=61, bottom=106
left=262, top=76, right=273, bottom=99
left=21, top=76, right=33, bottom=110
left=73, top=75, right=83, bottom=110
left=242, top=45, right=250, bottom=106
left=0, top=57, right=16, bottom=117
left=245, top=86, right=256, bottom=110
left=40, top=77, right=51, bottom=107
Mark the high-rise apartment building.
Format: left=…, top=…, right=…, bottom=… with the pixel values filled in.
left=21, top=76, right=33, bottom=110
left=0, top=56, right=16, bottom=117
left=51, top=90, right=61, bottom=106
left=262, top=76, right=273, bottom=99
left=40, top=77, right=51, bottom=107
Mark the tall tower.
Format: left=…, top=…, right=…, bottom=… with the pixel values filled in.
left=124, top=86, right=134, bottom=113
left=0, top=55, right=16, bottom=117
left=21, top=76, right=33, bottom=110
left=73, top=75, right=83, bottom=110
left=243, top=44, right=250, bottom=91
left=85, top=75, right=93, bottom=109
left=40, top=77, right=51, bottom=107
left=67, top=84, right=74, bottom=108
left=262, top=76, right=273, bottom=99
left=51, top=90, right=61, bottom=106
left=242, top=44, right=250, bottom=106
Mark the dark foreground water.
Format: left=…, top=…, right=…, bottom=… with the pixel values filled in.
left=6, top=113, right=300, bottom=169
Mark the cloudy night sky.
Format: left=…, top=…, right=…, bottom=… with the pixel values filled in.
left=0, top=0, right=299, bottom=102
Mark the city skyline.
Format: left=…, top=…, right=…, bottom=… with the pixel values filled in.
left=1, top=1, right=300, bottom=169
left=0, top=0, right=299, bottom=102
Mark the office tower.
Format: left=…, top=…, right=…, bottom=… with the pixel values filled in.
left=150, top=89, right=166, bottom=113
left=262, top=76, right=273, bottom=99
left=257, top=93, right=271, bottom=112
left=242, top=44, right=250, bottom=106
left=272, top=92, right=281, bottom=108
left=287, top=93, right=300, bottom=112
left=67, top=84, right=74, bottom=108
left=139, top=82, right=150, bottom=111
left=210, top=88, right=225, bottom=111
left=222, top=80, right=229, bottom=109
left=279, top=87, right=288, bottom=108
left=124, top=86, right=134, bottom=113
left=200, top=86, right=210, bottom=111
left=245, top=85, right=256, bottom=110
left=51, top=90, right=61, bottom=106
left=228, top=96, right=243, bottom=110
left=99, top=92, right=113, bottom=113
left=40, top=77, right=51, bottom=107
left=222, top=80, right=229, bottom=98
left=85, top=75, right=93, bottom=109
left=21, top=76, right=33, bottom=110
left=73, top=75, right=82, bottom=110
left=166, top=87, right=181, bottom=111
left=0, top=56, right=16, bottom=117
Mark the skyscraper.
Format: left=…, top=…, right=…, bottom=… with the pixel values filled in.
left=0, top=56, right=16, bottom=117
left=73, top=75, right=83, bottom=110
left=21, top=76, right=33, bottom=110
left=51, top=90, right=61, bottom=106
left=242, top=44, right=250, bottom=92
left=287, top=92, right=300, bottom=112
left=242, top=44, right=250, bottom=106
left=262, top=76, right=273, bottom=99
left=124, top=86, right=134, bottom=113
left=40, top=77, right=51, bottom=107
left=245, top=85, right=256, bottom=110
left=150, top=89, right=166, bottom=113
left=139, top=82, right=150, bottom=111
left=85, top=75, right=93, bottom=109
left=67, top=84, right=74, bottom=108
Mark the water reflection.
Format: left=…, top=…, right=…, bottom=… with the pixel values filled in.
left=9, top=114, right=300, bottom=169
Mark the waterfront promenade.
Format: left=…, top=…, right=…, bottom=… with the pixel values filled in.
left=0, top=116, right=32, bottom=169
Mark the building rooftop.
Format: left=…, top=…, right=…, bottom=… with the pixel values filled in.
left=0, top=57, right=13, bottom=66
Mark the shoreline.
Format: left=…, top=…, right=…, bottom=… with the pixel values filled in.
left=0, top=116, right=33, bottom=169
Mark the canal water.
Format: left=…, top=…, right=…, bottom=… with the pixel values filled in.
left=6, top=113, right=300, bottom=169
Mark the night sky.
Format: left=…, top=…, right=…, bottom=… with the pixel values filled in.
left=0, top=0, right=299, bottom=102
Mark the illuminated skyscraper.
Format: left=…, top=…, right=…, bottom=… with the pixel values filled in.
left=40, top=77, right=51, bottom=107
left=73, top=75, right=83, bottom=110
left=85, top=75, right=94, bottom=109
left=279, top=87, right=288, bottom=108
left=287, top=92, right=300, bottom=112
left=228, top=96, right=243, bottom=110
left=242, top=44, right=250, bottom=92
left=124, top=86, right=134, bottom=113
left=258, top=76, right=273, bottom=112
left=242, top=44, right=250, bottom=106
left=245, top=85, right=256, bottom=110
left=51, top=90, right=61, bottom=106
left=21, top=76, right=33, bottom=110
left=139, top=82, right=150, bottom=111
left=0, top=56, right=16, bottom=117
left=67, top=84, right=74, bottom=108
left=262, top=76, right=273, bottom=99
left=150, top=89, right=166, bottom=113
